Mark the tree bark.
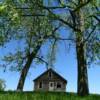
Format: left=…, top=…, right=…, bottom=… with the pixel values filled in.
left=76, top=41, right=89, bottom=96
left=76, top=0, right=89, bottom=96
left=17, top=41, right=42, bottom=91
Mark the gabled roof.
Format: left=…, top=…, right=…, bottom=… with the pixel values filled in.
left=33, top=68, right=67, bottom=83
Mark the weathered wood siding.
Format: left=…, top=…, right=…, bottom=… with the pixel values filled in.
left=34, top=69, right=67, bottom=92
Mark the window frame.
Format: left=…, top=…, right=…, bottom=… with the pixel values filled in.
left=56, top=82, right=62, bottom=89
left=38, top=82, right=43, bottom=89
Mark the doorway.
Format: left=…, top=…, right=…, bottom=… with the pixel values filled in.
left=49, top=82, right=54, bottom=91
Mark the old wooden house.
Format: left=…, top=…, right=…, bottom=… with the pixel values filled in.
left=33, top=69, right=67, bottom=92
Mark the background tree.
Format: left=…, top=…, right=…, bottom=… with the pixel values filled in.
left=0, top=79, right=6, bottom=91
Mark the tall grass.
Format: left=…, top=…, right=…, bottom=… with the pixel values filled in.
left=0, top=91, right=100, bottom=100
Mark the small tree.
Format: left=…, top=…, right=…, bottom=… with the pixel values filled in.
left=0, top=79, right=6, bottom=91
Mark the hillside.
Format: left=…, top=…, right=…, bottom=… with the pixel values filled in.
left=0, top=92, right=100, bottom=100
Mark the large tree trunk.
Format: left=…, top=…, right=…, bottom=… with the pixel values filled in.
left=76, top=41, right=89, bottom=96
left=76, top=0, right=89, bottom=96
left=17, top=42, right=42, bottom=91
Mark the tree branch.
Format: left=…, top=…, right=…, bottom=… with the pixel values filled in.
left=53, top=37, right=75, bottom=41
left=73, top=0, right=91, bottom=12
left=84, top=25, right=96, bottom=43
left=43, top=26, right=75, bottom=41
left=94, top=16, right=100, bottom=22
left=16, top=6, right=66, bottom=10
left=35, top=56, right=49, bottom=70
left=22, top=14, right=45, bottom=17
left=39, top=5, right=80, bottom=32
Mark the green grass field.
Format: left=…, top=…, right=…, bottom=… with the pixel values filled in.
left=0, top=92, right=100, bottom=100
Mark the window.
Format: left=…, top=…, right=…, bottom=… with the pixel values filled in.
left=50, top=83, right=53, bottom=87
left=39, top=82, right=42, bottom=88
left=57, top=82, right=62, bottom=88
left=48, top=72, right=52, bottom=78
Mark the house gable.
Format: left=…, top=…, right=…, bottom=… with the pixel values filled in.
left=33, top=68, right=67, bottom=83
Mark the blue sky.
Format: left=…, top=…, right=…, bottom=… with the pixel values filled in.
left=0, top=35, right=100, bottom=94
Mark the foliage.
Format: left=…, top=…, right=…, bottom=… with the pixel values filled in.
left=0, top=0, right=59, bottom=71
left=1, top=0, right=99, bottom=69
left=0, top=79, right=6, bottom=91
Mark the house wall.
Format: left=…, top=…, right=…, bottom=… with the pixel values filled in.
left=34, top=81, right=49, bottom=91
left=54, top=81, right=66, bottom=92
left=34, top=70, right=67, bottom=92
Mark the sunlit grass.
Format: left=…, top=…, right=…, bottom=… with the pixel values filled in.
left=0, top=91, right=100, bottom=100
